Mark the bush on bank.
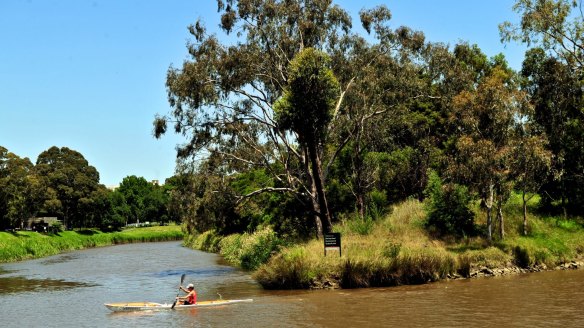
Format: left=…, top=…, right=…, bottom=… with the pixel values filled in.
left=185, top=226, right=284, bottom=271
left=0, top=225, right=184, bottom=263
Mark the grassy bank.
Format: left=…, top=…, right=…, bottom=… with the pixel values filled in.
left=0, top=225, right=184, bottom=263
left=254, top=197, right=584, bottom=289
left=187, top=193, right=584, bottom=289
left=184, top=227, right=283, bottom=271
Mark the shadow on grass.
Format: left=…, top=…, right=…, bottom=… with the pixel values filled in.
left=8, top=231, right=30, bottom=238
left=75, top=229, right=98, bottom=236
left=446, top=245, right=487, bottom=253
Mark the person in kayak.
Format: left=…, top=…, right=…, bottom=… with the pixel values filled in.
left=176, top=283, right=197, bottom=305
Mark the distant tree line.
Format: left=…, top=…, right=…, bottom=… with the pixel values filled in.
left=153, top=0, right=584, bottom=241
left=0, top=146, right=179, bottom=231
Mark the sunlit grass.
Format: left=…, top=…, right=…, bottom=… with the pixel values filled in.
left=254, top=195, right=584, bottom=289
left=0, top=225, right=184, bottom=263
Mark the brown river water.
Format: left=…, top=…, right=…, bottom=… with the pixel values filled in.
left=1, top=241, right=583, bottom=327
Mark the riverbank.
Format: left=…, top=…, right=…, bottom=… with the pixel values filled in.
left=257, top=198, right=584, bottom=289
left=0, top=225, right=184, bottom=263
left=187, top=195, right=584, bottom=289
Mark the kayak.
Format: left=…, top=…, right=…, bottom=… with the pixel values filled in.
left=104, top=299, right=253, bottom=312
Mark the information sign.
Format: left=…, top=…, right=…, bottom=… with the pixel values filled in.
left=324, top=232, right=341, bottom=257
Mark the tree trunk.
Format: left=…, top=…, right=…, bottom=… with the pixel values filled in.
left=356, top=193, right=365, bottom=221
left=304, top=147, right=325, bottom=239
left=485, top=183, right=494, bottom=241
left=353, top=126, right=366, bottom=221
left=307, top=142, right=332, bottom=234
left=497, top=201, right=505, bottom=240
left=310, top=175, right=324, bottom=239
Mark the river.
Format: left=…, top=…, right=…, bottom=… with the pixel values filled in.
left=1, top=241, right=583, bottom=327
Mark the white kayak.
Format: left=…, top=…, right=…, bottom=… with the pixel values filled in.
left=104, top=299, right=253, bottom=312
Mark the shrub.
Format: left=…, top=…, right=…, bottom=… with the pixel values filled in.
left=219, top=227, right=283, bottom=270
left=254, top=247, right=313, bottom=289
left=457, top=254, right=472, bottom=277
left=424, top=171, right=475, bottom=237
left=367, top=189, right=387, bottom=220
left=348, top=216, right=375, bottom=235
left=185, top=230, right=222, bottom=252
left=382, top=242, right=401, bottom=259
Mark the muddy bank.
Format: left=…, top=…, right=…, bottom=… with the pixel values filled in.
left=307, top=260, right=584, bottom=290
left=462, top=260, right=584, bottom=279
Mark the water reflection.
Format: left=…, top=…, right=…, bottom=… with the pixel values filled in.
left=39, top=254, right=79, bottom=265
left=152, top=267, right=237, bottom=279
left=0, top=267, right=15, bottom=275
left=0, top=276, right=97, bottom=294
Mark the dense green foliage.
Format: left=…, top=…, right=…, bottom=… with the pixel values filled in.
left=274, top=48, right=340, bottom=234
left=154, top=0, right=584, bottom=244
left=424, top=171, right=475, bottom=237
left=0, top=146, right=179, bottom=231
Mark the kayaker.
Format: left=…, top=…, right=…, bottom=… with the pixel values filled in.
left=176, top=283, right=197, bottom=305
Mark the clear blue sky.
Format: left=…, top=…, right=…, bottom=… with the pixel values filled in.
left=0, top=0, right=525, bottom=187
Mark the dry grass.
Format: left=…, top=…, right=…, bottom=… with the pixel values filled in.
left=255, top=196, right=584, bottom=289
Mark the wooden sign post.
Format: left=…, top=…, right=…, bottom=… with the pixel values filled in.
left=324, top=232, right=341, bottom=257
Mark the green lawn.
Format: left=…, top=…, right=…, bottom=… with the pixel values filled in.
left=0, top=225, right=184, bottom=263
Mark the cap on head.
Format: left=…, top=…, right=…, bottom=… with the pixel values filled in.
left=187, top=283, right=194, bottom=289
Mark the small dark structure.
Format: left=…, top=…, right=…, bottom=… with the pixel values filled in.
left=27, top=217, right=61, bottom=233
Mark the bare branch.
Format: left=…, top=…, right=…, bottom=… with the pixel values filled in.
left=235, top=187, right=296, bottom=204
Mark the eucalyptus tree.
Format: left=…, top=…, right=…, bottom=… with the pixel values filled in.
left=162, top=166, right=238, bottom=234
left=500, top=0, right=584, bottom=71
left=448, top=61, right=529, bottom=241
left=501, top=0, right=584, bottom=214
left=274, top=47, right=339, bottom=233
left=154, top=0, right=425, bottom=237
left=520, top=48, right=584, bottom=214
left=327, top=7, right=437, bottom=218
left=510, top=132, right=552, bottom=235
left=502, top=49, right=555, bottom=235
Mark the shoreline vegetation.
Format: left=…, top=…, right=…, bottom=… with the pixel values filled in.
left=0, top=225, right=183, bottom=263
left=2, top=196, right=582, bottom=290
left=185, top=196, right=584, bottom=289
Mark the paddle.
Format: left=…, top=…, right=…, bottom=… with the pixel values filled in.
left=171, top=273, right=186, bottom=309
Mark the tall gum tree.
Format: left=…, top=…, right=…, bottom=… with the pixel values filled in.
left=500, top=0, right=584, bottom=70
left=449, top=62, right=529, bottom=241
left=154, top=0, right=423, bottom=237
left=520, top=48, right=584, bottom=215
left=155, top=0, right=354, bottom=237
left=274, top=48, right=339, bottom=235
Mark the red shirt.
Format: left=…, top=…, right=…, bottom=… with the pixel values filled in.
left=187, top=290, right=197, bottom=304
